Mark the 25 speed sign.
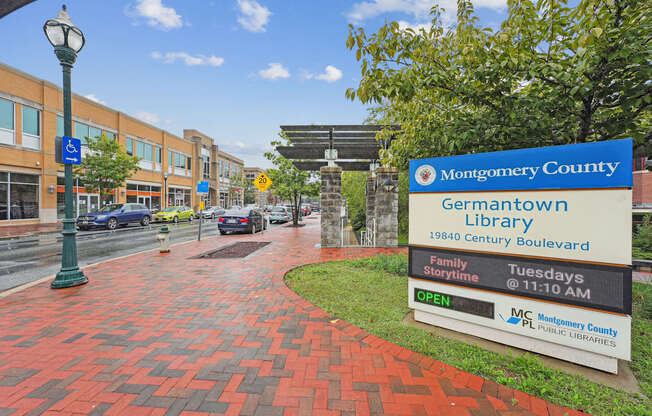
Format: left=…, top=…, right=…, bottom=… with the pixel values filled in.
left=253, top=172, right=272, bottom=192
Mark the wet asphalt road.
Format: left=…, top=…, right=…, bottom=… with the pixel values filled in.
left=0, top=219, right=283, bottom=292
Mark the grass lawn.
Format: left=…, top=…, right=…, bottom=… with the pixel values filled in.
left=285, top=254, right=652, bottom=416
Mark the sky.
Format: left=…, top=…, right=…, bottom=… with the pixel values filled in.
left=0, top=0, right=509, bottom=168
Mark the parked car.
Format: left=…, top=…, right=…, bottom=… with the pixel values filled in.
left=264, top=205, right=274, bottom=213
left=218, top=208, right=264, bottom=234
left=201, top=206, right=225, bottom=219
left=301, top=204, right=312, bottom=216
left=153, top=206, right=194, bottom=223
left=77, top=203, right=151, bottom=231
left=269, top=206, right=291, bottom=223
left=228, top=205, right=242, bottom=210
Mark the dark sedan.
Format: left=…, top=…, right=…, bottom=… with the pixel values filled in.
left=218, top=209, right=264, bottom=235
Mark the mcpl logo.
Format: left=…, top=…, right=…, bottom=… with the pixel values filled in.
left=415, top=164, right=436, bottom=186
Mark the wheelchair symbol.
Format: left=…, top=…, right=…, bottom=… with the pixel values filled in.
left=66, top=140, right=78, bottom=153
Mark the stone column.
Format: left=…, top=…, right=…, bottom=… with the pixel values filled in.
left=320, top=166, right=342, bottom=248
left=374, top=167, right=398, bottom=247
left=366, top=175, right=376, bottom=234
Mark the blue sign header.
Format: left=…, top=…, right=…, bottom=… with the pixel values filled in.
left=409, top=139, right=632, bottom=192
left=62, top=136, right=81, bottom=165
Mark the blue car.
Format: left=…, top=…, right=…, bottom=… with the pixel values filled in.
left=77, top=203, right=151, bottom=231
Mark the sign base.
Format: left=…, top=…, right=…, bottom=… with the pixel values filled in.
left=413, top=309, right=618, bottom=373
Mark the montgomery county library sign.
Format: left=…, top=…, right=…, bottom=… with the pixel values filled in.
left=408, top=139, right=633, bottom=373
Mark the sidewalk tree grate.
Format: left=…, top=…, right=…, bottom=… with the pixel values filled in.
left=191, top=241, right=270, bottom=259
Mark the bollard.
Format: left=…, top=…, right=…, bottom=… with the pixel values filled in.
left=157, top=225, right=170, bottom=253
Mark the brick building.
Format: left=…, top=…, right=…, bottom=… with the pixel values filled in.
left=633, top=157, right=652, bottom=223
left=0, top=62, right=245, bottom=225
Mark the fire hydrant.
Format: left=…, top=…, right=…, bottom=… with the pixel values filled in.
left=157, top=225, right=170, bottom=253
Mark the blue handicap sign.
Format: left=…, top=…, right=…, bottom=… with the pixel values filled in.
left=62, top=136, right=81, bottom=165
left=197, top=180, right=209, bottom=193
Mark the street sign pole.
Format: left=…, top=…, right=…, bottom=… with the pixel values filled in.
left=197, top=181, right=209, bottom=242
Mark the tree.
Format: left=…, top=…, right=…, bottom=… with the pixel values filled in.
left=341, top=171, right=367, bottom=231
left=229, top=171, right=246, bottom=207
left=242, top=175, right=257, bottom=205
left=265, top=140, right=320, bottom=225
left=74, top=135, right=140, bottom=207
left=346, top=0, right=651, bottom=168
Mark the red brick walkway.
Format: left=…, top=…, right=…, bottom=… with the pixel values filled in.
left=0, top=220, right=584, bottom=416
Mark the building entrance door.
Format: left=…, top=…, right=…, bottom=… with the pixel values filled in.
left=138, top=196, right=151, bottom=209
left=78, top=194, right=99, bottom=216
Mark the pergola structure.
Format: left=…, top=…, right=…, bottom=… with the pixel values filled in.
left=277, top=125, right=401, bottom=248
left=278, top=124, right=400, bottom=172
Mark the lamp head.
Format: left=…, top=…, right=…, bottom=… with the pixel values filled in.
left=44, top=5, right=85, bottom=62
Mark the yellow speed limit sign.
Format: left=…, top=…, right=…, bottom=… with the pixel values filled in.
left=253, top=172, right=272, bottom=192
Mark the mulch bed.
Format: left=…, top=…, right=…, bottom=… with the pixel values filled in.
left=284, top=223, right=306, bottom=228
left=191, top=242, right=270, bottom=259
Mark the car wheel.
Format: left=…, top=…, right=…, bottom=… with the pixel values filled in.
left=141, top=215, right=150, bottom=226
left=173, top=216, right=179, bottom=223
left=212, top=213, right=216, bottom=220
left=106, top=218, right=118, bottom=230
left=251, top=225, right=256, bottom=234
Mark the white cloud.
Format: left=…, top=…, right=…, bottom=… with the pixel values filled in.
left=84, top=94, right=106, bottom=105
left=134, top=111, right=160, bottom=124
left=347, top=0, right=505, bottom=25
left=151, top=51, right=224, bottom=67
left=237, top=0, right=271, bottom=33
left=302, top=66, right=343, bottom=83
left=397, top=20, right=432, bottom=32
left=126, top=0, right=182, bottom=30
left=258, top=63, right=290, bottom=80
left=311, top=65, right=343, bottom=83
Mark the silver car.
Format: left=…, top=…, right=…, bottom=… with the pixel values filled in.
left=269, top=206, right=291, bottom=223
left=201, top=206, right=225, bottom=219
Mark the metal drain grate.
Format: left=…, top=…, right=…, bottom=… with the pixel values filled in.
left=192, top=242, right=271, bottom=259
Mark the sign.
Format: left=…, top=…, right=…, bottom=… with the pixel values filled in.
left=409, top=279, right=631, bottom=360
left=61, top=136, right=81, bottom=165
left=253, top=172, right=272, bottom=193
left=413, top=287, right=494, bottom=319
left=408, top=140, right=633, bottom=370
left=197, top=180, right=209, bottom=193
left=199, top=201, right=205, bottom=210
left=410, top=246, right=632, bottom=314
left=409, top=190, right=632, bottom=264
left=410, top=138, right=632, bottom=193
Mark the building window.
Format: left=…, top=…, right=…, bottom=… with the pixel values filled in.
left=187, top=157, right=192, bottom=172
left=74, top=122, right=89, bottom=145
left=156, top=147, right=161, bottom=163
left=145, top=143, right=153, bottom=162
left=168, top=187, right=191, bottom=207
left=203, top=155, right=210, bottom=179
left=57, top=116, right=64, bottom=137
left=0, top=171, right=39, bottom=221
left=22, top=106, right=40, bottom=150
left=126, top=138, right=133, bottom=155
left=104, top=131, right=115, bottom=140
left=0, top=98, right=14, bottom=145
left=89, top=126, right=101, bottom=140
left=136, top=141, right=145, bottom=158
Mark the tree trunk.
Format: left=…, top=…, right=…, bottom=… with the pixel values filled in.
left=292, top=192, right=299, bottom=225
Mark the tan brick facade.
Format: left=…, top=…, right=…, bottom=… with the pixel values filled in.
left=0, top=62, right=242, bottom=225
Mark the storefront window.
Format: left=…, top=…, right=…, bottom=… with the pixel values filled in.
left=0, top=172, right=39, bottom=220
left=168, top=187, right=191, bottom=207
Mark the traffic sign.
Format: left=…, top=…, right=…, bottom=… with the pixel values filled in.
left=62, top=136, right=81, bottom=165
left=253, top=172, right=272, bottom=192
left=197, top=180, right=209, bottom=193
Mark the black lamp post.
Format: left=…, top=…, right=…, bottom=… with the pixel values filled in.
left=44, top=5, right=88, bottom=289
